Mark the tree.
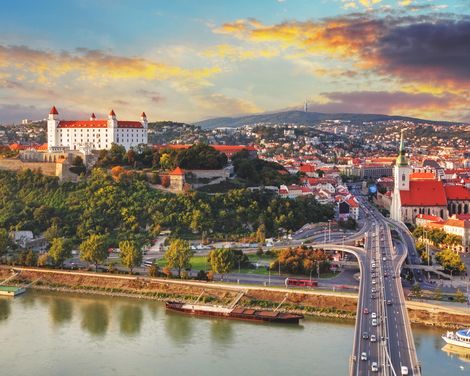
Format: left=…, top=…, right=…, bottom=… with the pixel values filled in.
left=159, top=153, right=172, bottom=170
left=411, top=283, right=422, bottom=299
left=432, top=287, right=442, bottom=301
left=0, top=228, right=10, bottom=255
left=162, top=266, right=172, bottom=278
left=255, top=223, right=266, bottom=244
left=49, top=237, right=72, bottom=267
left=25, top=250, right=37, bottom=266
left=435, top=249, right=466, bottom=274
left=443, top=234, right=462, bottom=248
left=119, top=240, right=142, bottom=274
left=273, top=247, right=330, bottom=276
left=207, top=248, right=234, bottom=280
left=164, top=238, right=193, bottom=277
left=44, top=223, right=61, bottom=243
left=148, top=263, right=159, bottom=277
left=455, top=289, right=467, bottom=303
left=70, top=155, right=86, bottom=175
left=79, top=234, right=109, bottom=271
left=37, top=253, right=50, bottom=267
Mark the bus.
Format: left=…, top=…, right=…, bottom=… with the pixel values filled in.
left=285, top=278, right=318, bottom=288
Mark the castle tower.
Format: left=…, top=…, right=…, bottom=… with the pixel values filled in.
left=47, top=106, right=59, bottom=150
left=140, top=112, right=148, bottom=144
left=108, top=109, right=118, bottom=146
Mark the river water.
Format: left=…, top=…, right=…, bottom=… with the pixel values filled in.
left=0, top=290, right=468, bottom=376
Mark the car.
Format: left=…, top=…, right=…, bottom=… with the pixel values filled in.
left=363, top=308, right=369, bottom=314
left=371, top=288, right=376, bottom=293
left=401, top=366, right=409, bottom=375
left=372, top=319, right=378, bottom=326
left=370, top=334, right=377, bottom=342
left=371, top=293, right=376, bottom=299
left=371, top=273, right=376, bottom=278
left=371, top=312, right=377, bottom=319
left=361, top=352, right=367, bottom=361
left=371, top=263, right=376, bottom=268
left=382, top=257, right=386, bottom=261
left=387, top=300, right=392, bottom=305
left=372, top=279, right=376, bottom=285
left=362, top=332, right=369, bottom=339
left=371, top=362, right=379, bottom=372
left=384, top=272, right=388, bottom=277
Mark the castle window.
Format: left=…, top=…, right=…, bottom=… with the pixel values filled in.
left=402, top=174, right=405, bottom=181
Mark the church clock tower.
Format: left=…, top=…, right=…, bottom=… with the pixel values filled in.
left=391, top=129, right=411, bottom=221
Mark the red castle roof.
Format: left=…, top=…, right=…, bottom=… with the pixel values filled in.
left=57, top=120, right=143, bottom=129
left=399, top=180, right=447, bottom=207
left=49, top=106, right=59, bottom=115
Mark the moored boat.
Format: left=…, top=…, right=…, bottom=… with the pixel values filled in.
left=165, top=301, right=303, bottom=324
left=442, top=329, right=470, bottom=349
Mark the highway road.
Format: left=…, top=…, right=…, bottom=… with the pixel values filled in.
left=351, top=196, right=420, bottom=376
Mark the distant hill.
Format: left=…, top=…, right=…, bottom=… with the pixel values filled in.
left=194, top=110, right=461, bottom=129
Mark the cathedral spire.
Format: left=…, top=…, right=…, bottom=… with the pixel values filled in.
left=396, top=129, right=408, bottom=166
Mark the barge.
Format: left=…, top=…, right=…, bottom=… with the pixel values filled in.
left=165, top=301, right=303, bottom=324
left=0, top=286, right=26, bottom=297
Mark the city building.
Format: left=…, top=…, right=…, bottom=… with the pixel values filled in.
left=47, top=106, right=148, bottom=152
left=391, top=131, right=470, bottom=224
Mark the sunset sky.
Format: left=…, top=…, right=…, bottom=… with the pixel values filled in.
left=1, top=0, right=470, bottom=123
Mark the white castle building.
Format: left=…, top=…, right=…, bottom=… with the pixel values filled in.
left=47, top=106, right=148, bottom=151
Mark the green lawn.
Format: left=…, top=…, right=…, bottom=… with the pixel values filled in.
left=157, top=255, right=209, bottom=270
left=156, top=254, right=340, bottom=279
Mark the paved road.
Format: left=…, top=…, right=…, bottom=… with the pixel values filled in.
left=352, top=197, right=420, bottom=375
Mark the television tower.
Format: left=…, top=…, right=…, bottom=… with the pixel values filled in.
left=304, top=99, right=308, bottom=112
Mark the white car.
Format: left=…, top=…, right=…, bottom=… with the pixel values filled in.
left=372, top=319, right=378, bottom=326
left=371, top=312, right=377, bottom=319
left=401, top=366, right=409, bottom=375
left=372, top=279, right=376, bottom=285
left=370, top=334, right=377, bottom=342
left=371, top=362, right=379, bottom=372
left=361, top=352, right=367, bottom=361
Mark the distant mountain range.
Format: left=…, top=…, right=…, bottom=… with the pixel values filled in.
left=194, top=110, right=462, bottom=129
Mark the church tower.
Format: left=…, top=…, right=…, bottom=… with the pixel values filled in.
left=47, top=106, right=59, bottom=150
left=394, top=129, right=411, bottom=191
left=391, top=129, right=411, bottom=221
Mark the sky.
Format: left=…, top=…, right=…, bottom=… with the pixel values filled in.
left=1, top=0, right=470, bottom=123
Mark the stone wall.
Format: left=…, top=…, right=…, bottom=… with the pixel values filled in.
left=0, top=158, right=58, bottom=176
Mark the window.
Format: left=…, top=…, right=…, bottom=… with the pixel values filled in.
left=402, top=174, right=405, bottom=181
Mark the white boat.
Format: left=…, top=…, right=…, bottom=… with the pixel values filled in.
left=442, top=329, right=470, bottom=349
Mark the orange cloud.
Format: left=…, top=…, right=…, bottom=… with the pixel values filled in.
left=202, top=44, right=279, bottom=61
left=214, top=14, right=470, bottom=94
left=0, top=45, right=221, bottom=86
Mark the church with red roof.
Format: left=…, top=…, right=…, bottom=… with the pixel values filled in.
left=47, top=106, right=148, bottom=152
left=390, top=131, right=470, bottom=224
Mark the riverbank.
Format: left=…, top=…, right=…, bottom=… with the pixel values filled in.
left=2, top=266, right=469, bottom=328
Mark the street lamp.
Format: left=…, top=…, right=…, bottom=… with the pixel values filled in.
left=328, top=220, right=332, bottom=242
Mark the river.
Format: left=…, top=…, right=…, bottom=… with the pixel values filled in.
left=0, top=290, right=468, bottom=375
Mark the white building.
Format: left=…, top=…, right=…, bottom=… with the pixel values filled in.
left=47, top=106, right=148, bottom=151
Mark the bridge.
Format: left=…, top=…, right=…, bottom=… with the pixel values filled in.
left=293, top=214, right=420, bottom=375
left=308, top=200, right=420, bottom=375
left=347, top=198, right=421, bottom=376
